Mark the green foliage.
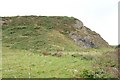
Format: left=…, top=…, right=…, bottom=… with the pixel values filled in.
left=79, top=68, right=112, bottom=78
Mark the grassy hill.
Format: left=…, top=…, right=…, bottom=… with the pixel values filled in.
left=2, top=16, right=109, bottom=53
left=1, top=16, right=118, bottom=78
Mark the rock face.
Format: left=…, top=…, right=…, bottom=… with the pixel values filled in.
left=69, top=20, right=110, bottom=48
left=69, top=32, right=97, bottom=48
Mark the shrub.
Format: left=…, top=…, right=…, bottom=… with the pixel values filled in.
left=79, top=68, right=112, bottom=78
left=71, top=54, right=93, bottom=60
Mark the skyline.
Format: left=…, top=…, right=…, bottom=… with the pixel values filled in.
left=0, top=0, right=119, bottom=45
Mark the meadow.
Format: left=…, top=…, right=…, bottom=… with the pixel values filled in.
left=1, top=16, right=119, bottom=79
left=2, top=47, right=118, bottom=78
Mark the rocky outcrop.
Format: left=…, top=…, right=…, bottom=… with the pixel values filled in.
left=69, top=32, right=97, bottom=48
left=69, top=20, right=110, bottom=48
left=73, top=19, right=84, bottom=30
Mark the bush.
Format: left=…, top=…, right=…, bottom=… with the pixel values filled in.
left=79, top=68, right=112, bottom=78
left=71, top=54, right=93, bottom=60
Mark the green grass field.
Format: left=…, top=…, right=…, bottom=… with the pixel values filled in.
left=1, top=16, right=119, bottom=78
left=2, top=47, right=118, bottom=78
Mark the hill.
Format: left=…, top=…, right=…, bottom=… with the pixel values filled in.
left=1, top=16, right=118, bottom=78
left=2, top=16, right=110, bottom=53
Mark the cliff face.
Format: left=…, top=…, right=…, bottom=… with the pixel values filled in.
left=70, top=19, right=109, bottom=48
left=2, top=16, right=110, bottom=52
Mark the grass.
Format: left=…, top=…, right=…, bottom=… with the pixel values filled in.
left=2, top=25, right=80, bottom=52
left=2, top=47, right=118, bottom=78
left=1, top=16, right=119, bottom=78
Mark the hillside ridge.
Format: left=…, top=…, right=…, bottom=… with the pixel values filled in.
left=2, top=16, right=110, bottom=52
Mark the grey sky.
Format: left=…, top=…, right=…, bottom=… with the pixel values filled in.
left=0, top=0, right=119, bottom=45
left=118, top=1, right=120, bottom=44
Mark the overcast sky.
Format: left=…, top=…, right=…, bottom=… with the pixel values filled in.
left=0, top=0, right=119, bottom=45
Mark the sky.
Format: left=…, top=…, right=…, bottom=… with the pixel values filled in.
left=0, top=0, right=119, bottom=45
left=119, top=1, right=120, bottom=45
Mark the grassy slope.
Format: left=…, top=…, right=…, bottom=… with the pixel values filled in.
left=2, top=16, right=118, bottom=78
left=2, top=16, right=81, bottom=53
left=2, top=25, right=81, bottom=52
left=3, top=47, right=91, bottom=78
left=2, top=47, right=118, bottom=78
left=2, top=16, right=109, bottom=53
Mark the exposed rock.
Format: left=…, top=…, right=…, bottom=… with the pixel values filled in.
left=69, top=32, right=97, bottom=48
left=73, top=20, right=84, bottom=30
left=69, top=20, right=110, bottom=48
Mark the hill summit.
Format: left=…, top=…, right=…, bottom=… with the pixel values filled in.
left=2, top=16, right=110, bottom=52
